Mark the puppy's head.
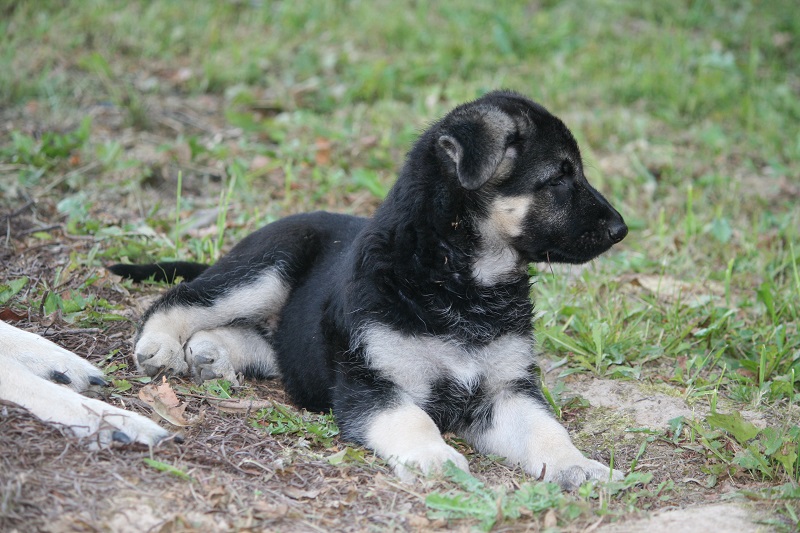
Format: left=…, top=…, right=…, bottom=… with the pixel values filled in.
left=435, top=91, right=627, bottom=270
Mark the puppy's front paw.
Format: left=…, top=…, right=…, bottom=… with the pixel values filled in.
left=184, top=331, right=239, bottom=385
left=544, top=458, right=624, bottom=491
left=391, top=443, right=470, bottom=483
left=135, top=331, right=187, bottom=376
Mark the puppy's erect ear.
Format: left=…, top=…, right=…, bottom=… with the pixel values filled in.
left=438, top=109, right=514, bottom=190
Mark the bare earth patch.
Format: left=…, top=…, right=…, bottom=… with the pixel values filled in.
left=598, top=503, right=761, bottom=533
left=564, top=375, right=702, bottom=431
left=562, top=376, right=771, bottom=532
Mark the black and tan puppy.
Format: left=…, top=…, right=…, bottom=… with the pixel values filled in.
left=111, top=90, right=628, bottom=489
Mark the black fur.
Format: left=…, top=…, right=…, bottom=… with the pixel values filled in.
left=108, top=261, right=208, bottom=284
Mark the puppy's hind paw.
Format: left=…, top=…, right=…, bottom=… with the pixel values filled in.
left=184, top=331, right=240, bottom=386
left=134, top=332, right=188, bottom=377
left=549, top=459, right=624, bottom=491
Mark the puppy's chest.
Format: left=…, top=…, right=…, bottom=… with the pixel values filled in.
left=361, top=324, right=535, bottom=403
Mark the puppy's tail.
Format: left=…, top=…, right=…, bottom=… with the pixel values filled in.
left=108, top=261, right=209, bottom=283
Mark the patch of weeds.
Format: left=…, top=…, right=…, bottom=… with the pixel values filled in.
left=25, top=270, right=124, bottom=326
left=251, top=404, right=339, bottom=448
left=327, top=446, right=371, bottom=466
left=742, top=483, right=800, bottom=533
left=171, top=379, right=233, bottom=400
left=111, top=379, right=132, bottom=393
left=578, top=471, right=660, bottom=514
left=668, top=414, right=799, bottom=487
left=351, top=168, right=389, bottom=199
left=77, top=52, right=149, bottom=129
left=426, top=462, right=653, bottom=531
left=94, top=223, right=178, bottom=265
left=204, top=379, right=233, bottom=399
left=539, top=312, right=641, bottom=379
left=1, top=117, right=91, bottom=173
left=0, top=277, right=28, bottom=306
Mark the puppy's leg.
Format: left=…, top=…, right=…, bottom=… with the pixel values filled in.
left=360, top=402, right=470, bottom=482
left=184, top=326, right=280, bottom=385
left=469, top=393, right=623, bottom=490
left=134, top=267, right=289, bottom=376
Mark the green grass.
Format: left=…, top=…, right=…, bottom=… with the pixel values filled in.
left=1, top=0, right=799, bottom=529
left=251, top=404, right=340, bottom=449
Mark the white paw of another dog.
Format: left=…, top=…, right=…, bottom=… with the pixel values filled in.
left=44, top=388, right=173, bottom=448
left=0, top=321, right=172, bottom=448
left=390, top=442, right=471, bottom=483
left=184, top=331, right=240, bottom=386
left=134, top=331, right=188, bottom=376
left=0, top=325, right=107, bottom=392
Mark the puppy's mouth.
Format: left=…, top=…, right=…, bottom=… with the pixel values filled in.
left=537, top=248, right=610, bottom=265
left=522, top=227, right=627, bottom=265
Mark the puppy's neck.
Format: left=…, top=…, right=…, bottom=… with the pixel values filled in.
left=470, top=195, right=532, bottom=285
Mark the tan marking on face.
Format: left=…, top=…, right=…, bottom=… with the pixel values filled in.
left=487, top=196, right=531, bottom=239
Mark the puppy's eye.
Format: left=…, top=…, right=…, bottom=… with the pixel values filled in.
left=548, top=160, right=573, bottom=187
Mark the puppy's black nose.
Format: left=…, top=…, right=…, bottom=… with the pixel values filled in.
left=608, top=220, right=628, bottom=243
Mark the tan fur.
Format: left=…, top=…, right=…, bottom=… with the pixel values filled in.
left=472, top=195, right=532, bottom=284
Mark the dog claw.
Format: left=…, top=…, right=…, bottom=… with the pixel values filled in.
left=141, top=363, right=165, bottom=377
left=50, top=371, right=72, bottom=385
left=112, top=430, right=132, bottom=444
left=89, top=375, right=108, bottom=386
left=193, top=354, right=214, bottom=365
left=200, top=368, right=223, bottom=381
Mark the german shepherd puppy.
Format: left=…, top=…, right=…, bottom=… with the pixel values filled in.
left=111, top=90, right=628, bottom=489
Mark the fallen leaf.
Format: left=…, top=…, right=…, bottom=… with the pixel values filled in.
left=250, top=154, right=271, bottom=171
left=283, top=487, right=321, bottom=500
left=543, top=508, right=557, bottom=528
left=406, top=515, right=430, bottom=529
left=252, top=502, right=289, bottom=518
left=315, top=138, right=332, bottom=166
left=0, top=308, right=27, bottom=321
left=205, top=486, right=229, bottom=509
left=139, top=377, right=203, bottom=427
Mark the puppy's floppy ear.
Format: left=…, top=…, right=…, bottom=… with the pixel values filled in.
left=438, top=117, right=510, bottom=190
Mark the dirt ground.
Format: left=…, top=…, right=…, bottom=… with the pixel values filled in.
left=0, top=93, right=792, bottom=532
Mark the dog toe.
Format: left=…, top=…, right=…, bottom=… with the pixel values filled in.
left=184, top=333, right=239, bottom=385
left=134, top=333, right=188, bottom=377
left=88, top=375, right=108, bottom=387
left=50, top=370, right=72, bottom=385
left=391, top=443, right=470, bottom=482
